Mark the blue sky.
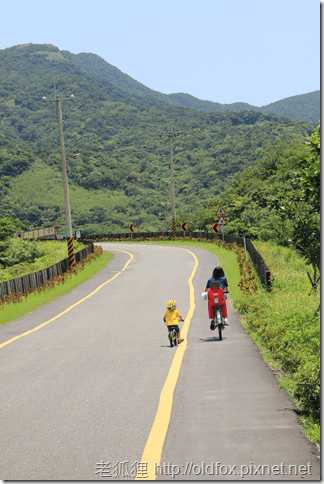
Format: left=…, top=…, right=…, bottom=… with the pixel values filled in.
left=0, top=0, right=321, bottom=107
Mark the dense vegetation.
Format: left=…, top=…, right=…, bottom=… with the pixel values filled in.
left=0, top=44, right=318, bottom=238
left=177, top=124, right=320, bottom=268
left=236, top=240, right=320, bottom=444
left=0, top=230, right=84, bottom=282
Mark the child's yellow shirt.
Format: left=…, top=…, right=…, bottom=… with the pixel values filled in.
left=164, top=309, right=182, bottom=327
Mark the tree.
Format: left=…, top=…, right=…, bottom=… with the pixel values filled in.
left=299, top=123, right=320, bottom=213
left=292, top=123, right=320, bottom=267
left=0, top=217, right=24, bottom=267
left=274, top=124, right=320, bottom=267
left=0, top=217, right=23, bottom=242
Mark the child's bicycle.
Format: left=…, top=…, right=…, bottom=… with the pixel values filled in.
left=167, top=325, right=178, bottom=347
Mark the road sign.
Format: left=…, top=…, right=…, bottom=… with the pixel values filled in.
left=212, top=223, right=219, bottom=233
left=216, top=205, right=227, bottom=216
left=181, top=222, right=188, bottom=231
left=129, top=224, right=134, bottom=232
left=220, top=225, right=225, bottom=233
left=216, top=216, right=227, bottom=225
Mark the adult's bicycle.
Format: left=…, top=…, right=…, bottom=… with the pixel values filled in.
left=208, top=282, right=229, bottom=341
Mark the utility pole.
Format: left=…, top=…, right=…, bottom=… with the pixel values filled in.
left=159, top=122, right=181, bottom=237
left=43, top=92, right=76, bottom=268
left=161, top=199, right=171, bottom=232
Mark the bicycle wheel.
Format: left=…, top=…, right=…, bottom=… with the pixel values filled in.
left=217, top=309, right=223, bottom=340
left=211, top=308, right=216, bottom=330
left=169, top=331, right=174, bottom=347
left=218, top=323, right=222, bottom=340
left=174, top=330, right=178, bottom=346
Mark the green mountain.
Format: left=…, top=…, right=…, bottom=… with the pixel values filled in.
left=259, top=91, right=319, bottom=124
left=61, top=50, right=171, bottom=105
left=63, top=50, right=320, bottom=123
left=0, top=43, right=318, bottom=235
left=167, top=91, right=320, bottom=124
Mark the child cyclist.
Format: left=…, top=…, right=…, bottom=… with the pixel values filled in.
left=204, top=266, right=229, bottom=326
left=163, top=300, right=184, bottom=344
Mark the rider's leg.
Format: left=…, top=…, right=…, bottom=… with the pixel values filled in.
left=177, top=332, right=184, bottom=344
left=222, top=302, right=229, bottom=325
left=221, top=303, right=228, bottom=318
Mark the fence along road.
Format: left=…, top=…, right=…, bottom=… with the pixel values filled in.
left=0, top=243, right=320, bottom=480
left=0, top=243, right=94, bottom=301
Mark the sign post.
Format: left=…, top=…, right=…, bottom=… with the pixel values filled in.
left=220, top=224, right=225, bottom=241
left=180, top=222, right=188, bottom=237
left=215, top=205, right=227, bottom=240
left=216, top=215, right=227, bottom=242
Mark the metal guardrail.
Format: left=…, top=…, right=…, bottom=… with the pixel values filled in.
left=18, top=226, right=56, bottom=240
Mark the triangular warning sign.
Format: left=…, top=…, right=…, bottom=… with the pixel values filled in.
left=216, top=205, right=227, bottom=216
left=217, top=216, right=227, bottom=225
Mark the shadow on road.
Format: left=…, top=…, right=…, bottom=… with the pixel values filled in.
left=198, top=336, right=225, bottom=342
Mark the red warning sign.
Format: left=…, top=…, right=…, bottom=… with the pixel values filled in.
left=216, top=205, right=227, bottom=216
left=216, top=216, right=227, bottom=225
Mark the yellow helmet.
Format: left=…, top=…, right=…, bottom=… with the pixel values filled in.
left=166, top=300, right=176, bottom=310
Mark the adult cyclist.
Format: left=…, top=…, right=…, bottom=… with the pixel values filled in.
left=204, top=266, right=229, bottom=326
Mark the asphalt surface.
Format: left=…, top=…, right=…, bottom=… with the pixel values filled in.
left=0, top=243, right=320, bottom=481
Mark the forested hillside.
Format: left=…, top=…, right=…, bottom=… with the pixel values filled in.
left=0, top=43, right=318, bottom=237
left=63, top=51, right=320, bottom=123
left=259, top=91, right=319, bottom=124
left=177, top=124, right=320, bottom=266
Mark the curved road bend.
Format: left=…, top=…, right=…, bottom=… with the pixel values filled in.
left=0, top=243, right=320, bottom=481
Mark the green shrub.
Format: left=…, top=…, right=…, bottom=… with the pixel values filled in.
left=292, top=359, right=320, bottom=420
left=241, top=240, right=320, bottom=443
left=0, top=238, right=44, bottom=268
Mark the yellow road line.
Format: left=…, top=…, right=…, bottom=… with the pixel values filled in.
left=135, top=248, right=198, bottom=480
left=1, top=244, right=198, bottom=480
left=0, top=250, right=133, bottom=350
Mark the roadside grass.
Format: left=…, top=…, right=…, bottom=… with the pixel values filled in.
left=0, top=249, right=114, bottom=326
left=246, top=240, right=320, bottom=446
left=101, top=238, right=320, bottom=446
left=0, top=240, right=86, bottom=282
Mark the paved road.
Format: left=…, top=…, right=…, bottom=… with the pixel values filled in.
left=0, top=243, right=320, bottom=481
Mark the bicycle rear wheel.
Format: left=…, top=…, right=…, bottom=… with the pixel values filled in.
left=174, top=330, right=178, bottom=346
left=217, top=309, right=222, bottom=340
left=218, top=323, right=222, bottom=340
left=169, top=331, right=174, bottom=347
